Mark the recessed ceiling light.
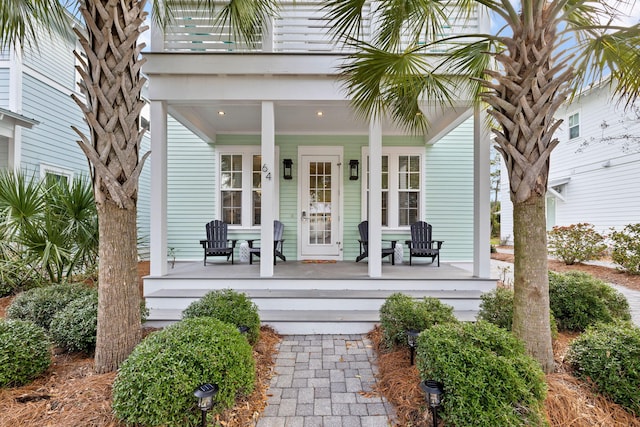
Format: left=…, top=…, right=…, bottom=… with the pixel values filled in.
left=218, top=111, right=225, bottom=116
left=316, top=111, right=324, bottom=117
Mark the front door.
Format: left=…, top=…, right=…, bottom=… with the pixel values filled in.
left=299, top=151, right=342, bottom=259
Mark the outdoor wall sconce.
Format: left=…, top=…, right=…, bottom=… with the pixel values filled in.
left=194, top=383, right=219, bottom=427
left=406, top=329, right=420, bottom=365
left=420, top=379, right=444, bottom=427
left=283, top=159, right=293, bottom=180
left=349, top=159, right=359, bottom=180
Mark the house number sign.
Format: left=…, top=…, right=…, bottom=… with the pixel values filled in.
left=262, top=164, right=272, bottom=180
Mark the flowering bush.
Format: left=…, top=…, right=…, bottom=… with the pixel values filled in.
left=610, top=224, right=640, bottom=275
left=547, top=223, right=607, bottom=265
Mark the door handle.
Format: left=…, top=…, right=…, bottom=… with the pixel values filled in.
left=301, top=210, right=307, bottom=221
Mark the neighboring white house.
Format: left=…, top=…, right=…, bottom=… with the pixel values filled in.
left=500, top=82, right=640, bottom=244
left=141, top=2, right=497, bottom=333
left=0, top=24, right=151, bottom=253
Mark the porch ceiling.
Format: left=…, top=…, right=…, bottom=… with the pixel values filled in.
left=168, top=100, right=473, bottom=142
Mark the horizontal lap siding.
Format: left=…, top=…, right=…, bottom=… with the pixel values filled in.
left=0, top=137, right=8, bottom=168
left=0, top=68, right=9, bottom=107
left=168, top=131, right=473, bottom=262
left=23, top=36, right=76, bottom=89
left=20, top=75, right=88, bottom=176
left=425, top=117, right=474, bottom=261
left=167, top=117, right=216, bottom=259
left=137, top=133, right=152, bottom=259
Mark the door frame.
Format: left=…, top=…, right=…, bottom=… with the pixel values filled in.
left=297, top=146, right=344, bottom=260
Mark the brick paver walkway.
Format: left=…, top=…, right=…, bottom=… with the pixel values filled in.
left=256, top=334, right=395, bottom=427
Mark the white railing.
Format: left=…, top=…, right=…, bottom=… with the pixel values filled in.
left=160, top=1, right=480, bottom=54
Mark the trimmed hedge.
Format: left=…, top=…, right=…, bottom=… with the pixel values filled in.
left=0, top=319, right=51, bottom=387
left=379, top=293, right=458, bottom=349
left=49, top=292, right=98, bottom=353
left=6, top=283, right=95, bottom=330
left=417, top=321, right=547, bottom=426
left=549, top=271, right=630, bottom=331
left=182, top=289, right=261, bottom=345
left=567, top=322, right=640, bottom=415
left=112, top=317, right=255, bottom=427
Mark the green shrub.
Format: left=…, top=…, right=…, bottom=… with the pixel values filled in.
left=547, top=223, right=607, bottom=265
left=6, top=283, right=95, bottom=330
left=478, top=287, right=558, bottom=338
left=610, top=223, right=640, bottom=274
left=417, top=321, right=547, bottom=426
left=0, top=319, right=51, bottom=387
left=567, top=322, right=640, bottom=415
left=49, top=292, right=98, bottom=353
left=112, top=317, right=255, bottom=427
left=182, top=289, right=261, bottom=345
left=478, top=287, right=514, bottom=330
left=379, top=293, right=458, bottom=349
left=549, top=271, right=630, bottom=331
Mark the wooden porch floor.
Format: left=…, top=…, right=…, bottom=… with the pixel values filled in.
left=152, top=259, right=481, bottom=281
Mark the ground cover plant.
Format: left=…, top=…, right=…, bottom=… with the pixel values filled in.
left=0, top=319, right=50, bottom=388
left=112, top=317, right=255, bottom=427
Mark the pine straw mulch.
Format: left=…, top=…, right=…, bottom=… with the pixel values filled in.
left=369, top=326, right=640, bottom=427
left=491, top=250, right=640, bottom=292
left=0, top=324, right=281, bottom=427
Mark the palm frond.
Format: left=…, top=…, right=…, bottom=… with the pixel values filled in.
left=340, top=42, right=453, bottom=133
left=323, top=0, right=369, bottom=42
left=0, top=0, right=72, bottom=49
left=214, top=0, right=279, bottom=48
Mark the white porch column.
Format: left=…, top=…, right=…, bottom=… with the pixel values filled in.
left=260, top=101, right=275, bottom=277
left=368, top=116, right=383, bottom=277
left=150, top=100, right=168, bottom=276
left=473, top=105, right=491, bottom=278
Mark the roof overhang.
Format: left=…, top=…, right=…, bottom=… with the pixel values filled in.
left=0, top=107, right=39, bottom=138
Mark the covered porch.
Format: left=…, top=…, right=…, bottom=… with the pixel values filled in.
left=144, top=260, right=496, bottom=334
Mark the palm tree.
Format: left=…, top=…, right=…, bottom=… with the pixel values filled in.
left=326, top=0, right=640, bottom=372
left=0, top=0, right=277, bottom=373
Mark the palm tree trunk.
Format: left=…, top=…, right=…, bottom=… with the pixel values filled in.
left=512, top=194, right=554, bottom=373
left=94, top=201, right=141, bottom=373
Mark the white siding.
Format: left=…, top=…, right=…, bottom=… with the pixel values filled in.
left=167, top=117, right=216, bottom=260
left=425, top=117, right=475, bottom=261
left=500, top=85, right=640, bottom=242
left=20, top=74, right=89, bottom=176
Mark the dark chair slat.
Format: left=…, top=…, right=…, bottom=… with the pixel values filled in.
left=200, top=220, right=237, bottom=266
left=248, top=220, right=287, bottom=265
left=405, top=221, right=443, bottom=267
left=355, top=220, right=396, bottom=265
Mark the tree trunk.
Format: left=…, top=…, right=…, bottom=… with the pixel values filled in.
left=94, top=201, right=141, bottom=373
left=512, top=194, right=554, bottom=373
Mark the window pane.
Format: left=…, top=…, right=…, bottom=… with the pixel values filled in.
left=252, top=155, right=262, bottom=189
left=381, top=191, right=388, bottom=227
left=252, top=190, right=261, bottom=226
left=399, top=192, right=419, bottom=226
left=222, top=190, right=242, bottom=225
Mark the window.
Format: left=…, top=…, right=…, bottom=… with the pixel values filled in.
left=568, top=112, right=580, bottom=139
left=217, top=146, right=278, bottom=228
left=364, top=148, right=422, bottom=228
left=40, top=164, right=73, bottom=186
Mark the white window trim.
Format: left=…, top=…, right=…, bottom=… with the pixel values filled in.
left=40, top=163, right=74, bottom=183
left=568, top=112, right=580, bottom=140
left=361, top=146, right=424, bottom=230
left=216, top=145, right=279, bottom=229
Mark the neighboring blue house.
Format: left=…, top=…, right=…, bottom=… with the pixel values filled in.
left=500, top=82, right=640, bottom=244
left=142, top=2, right=496, bottom=333
left=0, top=23, right=151, bottom=254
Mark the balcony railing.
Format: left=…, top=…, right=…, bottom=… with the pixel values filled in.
left=158, top=1, right=481, bottom=54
